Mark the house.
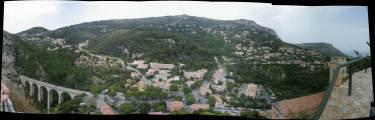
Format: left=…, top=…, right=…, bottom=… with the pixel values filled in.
left=213, top=95, right=224, bottom=108
left=239, top=83, right=258, bottom=98
left=150, top=63, right=175, bottom=70
left=183, top=69, right=207, bottom=80
left=130, top=60, right=148, bottom=69
left=190, top=104, right=209, bottom=112
left=52, top=38, right=65, bottom=46
left=130, top=72, right=140, bottom=79
left=212, top=68, right=225, bottom=82
left=137, top=80, right=146, bottom=91
left=167, top=101, right=185, bottom=112
left=153, top=80, right=171, bottom=90
left=146, top=68, right=158, bottom=76
left=168, top=76, right=180, bottom=81
left=199, top=83, right=212, bottom=96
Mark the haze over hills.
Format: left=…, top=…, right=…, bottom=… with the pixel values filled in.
left=296, top=43, right=346, bottom=57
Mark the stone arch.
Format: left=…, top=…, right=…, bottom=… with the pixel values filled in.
left=50, top=89, right=59, bottom=108
left=31, top=83, right=38, bottom=101
left=40, top=86, right=49, bottom=109
left=61, top=92, right=72, bottom=104
left=24, top=81, right=31, bottom=97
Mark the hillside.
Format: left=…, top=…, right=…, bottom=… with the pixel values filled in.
left=18, top=27, right=49, bottom=35
left=10, top=15, right=330, bottom=100
left=85, top=15, right=289, bottom=70
left=296, top=43, right=346, bottom=57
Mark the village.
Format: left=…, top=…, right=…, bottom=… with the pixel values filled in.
left=25, top=21, right=334, bottom=117
left=39, top=36, right=280, bottom=116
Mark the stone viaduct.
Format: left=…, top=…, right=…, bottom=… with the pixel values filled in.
left=19, top=75, right=94, bottom=112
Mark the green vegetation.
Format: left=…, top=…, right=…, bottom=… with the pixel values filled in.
left=87, top=28, right=232, bottom=71
left=151, top=101, right=166, bottom=112
left=186, top=93, right=196, bottom=105
left=125, top=86, right=167, bottom=101
left=191, top=80, right=203, bottom=89
left=53, top=94, right=95, bottom=114
left=173, top=96, right=183, bottom=101
left=120, top=103, right=135, bottom=114
left=14, top=38, right=95, bottom=91
left=208, top=96, right=216, bottom=108
left=170, top=83, right=179, bottom=91
left=170, top=108, right=190, bottom=115
left=139, top=103, right=151, bottom=114
left=194, top=109, right=230, bottom=116
left=240, top=110, right=266, bottom=119
left=228, top=63, right=329, bottom=100
left=226, top=82, right=235, bottom=92
left=183, top=84, right=192, bottom=95
left=228, top=95, right=271, bottom=109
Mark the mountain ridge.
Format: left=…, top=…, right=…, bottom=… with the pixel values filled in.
left=296, top=42, right=346, bottom=57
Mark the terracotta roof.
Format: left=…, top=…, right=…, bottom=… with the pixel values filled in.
left=245, top=84, right=257, bottom=98
left=168, top=101, right=184, bottom=112
left=190, top=104, right=209, bottom=111
left=101, top=105, right=115, bottom=115
left=272, top=91, right=325, bottom=119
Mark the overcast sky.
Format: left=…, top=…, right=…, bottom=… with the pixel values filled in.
left=4, top=1, right=370, bottom=54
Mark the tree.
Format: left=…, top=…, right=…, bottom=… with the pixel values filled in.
left=139, top=103, right=151, bottom=114
left=174, top=96, right=183, bottom=101
left=120, top=103, right=135, bottom=114
left=208, top=96, right=216, bottom=108
left=171, top=108, right=190, bottom=115
left=227, top=82, right=235, bottom=92
left=152, top=101, right=166, bottom=112
left=170, top=84, right=179, bottom=91
left=54, top=94, right=85, bottom=113
left=191, top=80, right=203, bottom=89
left=183, top=84, right=192, bottom=95
left=186, top=94, right=196, bottom=105
left=240, top=110, right=264, bottom=118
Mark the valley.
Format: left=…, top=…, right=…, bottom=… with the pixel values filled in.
left=3, top=15, right=336, bottom=118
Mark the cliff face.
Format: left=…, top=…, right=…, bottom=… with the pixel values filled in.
left=2, top=31, right=41, bottom=113
left=2, top=31, right=17, bottom=76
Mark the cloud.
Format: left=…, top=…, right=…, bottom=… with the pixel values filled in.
left=4, top=1, right=62, bottom=33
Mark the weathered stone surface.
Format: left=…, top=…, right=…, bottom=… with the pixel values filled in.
left=320, top=68, right=373, bottom=119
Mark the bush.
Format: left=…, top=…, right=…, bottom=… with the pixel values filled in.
left=186, top=94, right=196, bottom=105
left=120, top=103, right=135, bottom=114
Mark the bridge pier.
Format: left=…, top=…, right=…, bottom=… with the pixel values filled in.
left=47, top=88, right=51, bottom=113
left=58, top=91, right=63, bottom=104
left=29, top=83, right=33, bottom=97
left=70, top=94, right=77, bottom=100
left=38, top=85, right=42, bottom=102
left=19, top=75, right=94, bottom=113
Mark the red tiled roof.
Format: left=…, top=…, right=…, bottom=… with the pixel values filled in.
left=168, top=101, right=184, bottom=112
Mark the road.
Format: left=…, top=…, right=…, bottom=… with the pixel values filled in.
left=192, top=89, right=207, bottom=104
left=79, top=40, right=151, bottom=86
left=97, top=93, right=118, bottom=115
left=78, top=40, right=125, bottom=68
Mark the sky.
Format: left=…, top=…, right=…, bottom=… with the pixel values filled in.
left=4, top=1, right=370, bottom=54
